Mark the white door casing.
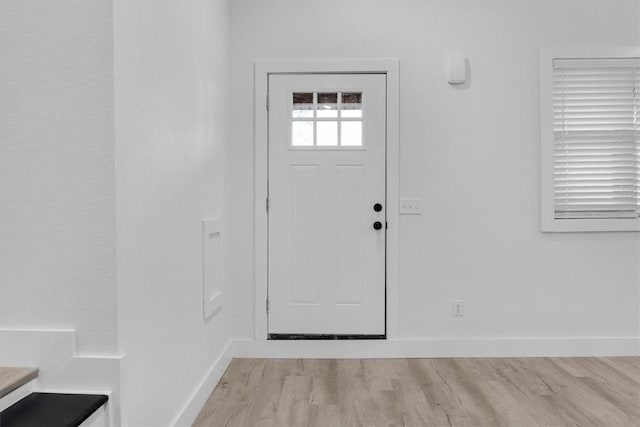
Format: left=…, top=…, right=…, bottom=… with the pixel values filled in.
left=268, top=73, right=387, bottom=335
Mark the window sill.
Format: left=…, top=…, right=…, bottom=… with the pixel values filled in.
left=542, top=217, right=640, bottom=233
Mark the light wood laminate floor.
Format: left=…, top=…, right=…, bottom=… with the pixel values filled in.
left=193, top=357, right=640, bottom=427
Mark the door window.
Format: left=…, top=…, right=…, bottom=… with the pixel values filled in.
left=291, top=92, right=363, bottom=148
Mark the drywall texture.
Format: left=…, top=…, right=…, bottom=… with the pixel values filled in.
left=0, top=0, right=117, bottom=354
left=114, top=1, right=230, bottom=424
left=229, top=1, right=640, bottom=341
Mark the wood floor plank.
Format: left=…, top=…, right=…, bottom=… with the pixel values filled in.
left=192, top=401, right=247, bottom=427
left=310, top=376, right=337, bottom=406
left=599, top=356, right=640, bottom=384
left=308, top=404, right=341, bottom=427
left=553, top=357, right=640, bottom=421
left=472, top=379, right=541, bottom=427
left=241, top=374, right=284, bottom=426
left=336, top=359, right=376, bottom=426
left=194, top=356, right=640, bottom=427
left=455, top=358, right=549, bottom=426
left=486, top=358, right=587, bottom=426
left=428, top=358, right=505, bottom=426
left=274, top=375, right=312, bottom=426
left=392, top=377, right=449, bottom=426
left=534, top=358, right=636, bottom=426
left=409, top=359, right=479, bottom=426
left=307, top=359, right=338, bottom=405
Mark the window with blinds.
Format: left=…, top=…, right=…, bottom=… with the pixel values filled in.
left=553, top=58, right=639, bottom=220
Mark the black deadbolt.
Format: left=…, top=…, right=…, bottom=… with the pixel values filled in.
left=373, top=221, right=383, bottom=230
left=373, top=203, right=383, bottom=212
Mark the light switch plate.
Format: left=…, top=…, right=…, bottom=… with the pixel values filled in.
left=400, top=198, right=422, bottom=215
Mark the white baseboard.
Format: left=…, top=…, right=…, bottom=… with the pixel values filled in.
left=233, top=336, right=640, bottom=358
left=0, top=329, right=124, bottom=426
left=172, top=340, right=234, bottom=427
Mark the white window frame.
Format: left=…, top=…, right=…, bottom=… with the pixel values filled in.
left=540, top=47, right=640, bottom=232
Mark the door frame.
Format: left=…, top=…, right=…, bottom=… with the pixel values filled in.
left=254, top=59, right=400, bottom=340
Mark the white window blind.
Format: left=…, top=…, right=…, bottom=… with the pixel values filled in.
left=553, top=58, right=640, bottom=220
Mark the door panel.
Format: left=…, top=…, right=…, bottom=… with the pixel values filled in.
left=290, top=164, right=319, bottom=304
left=268, top=73, right=386, bottom=335
left=335, top=165, right=365, bottom=305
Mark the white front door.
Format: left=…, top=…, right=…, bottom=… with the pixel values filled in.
left=268, top=73, right=386, bottom=336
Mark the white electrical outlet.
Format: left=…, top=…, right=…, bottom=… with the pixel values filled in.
left=452, top=300, right=464, bottom=317
left=400, top=198, right=422, bottom=215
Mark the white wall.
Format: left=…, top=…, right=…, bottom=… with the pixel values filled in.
left=0, top=0, right=117, bottom=355
left=229, top=1, right=640, bottom=343
left=114, top=0, right=231, bottom=425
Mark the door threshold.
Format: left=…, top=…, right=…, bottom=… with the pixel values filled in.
left=268, top=334, right=386, bottom=340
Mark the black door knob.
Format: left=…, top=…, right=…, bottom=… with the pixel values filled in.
left=373, top=203, right=383, bottom=212
left=373, top=221, right=383, bottom=230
